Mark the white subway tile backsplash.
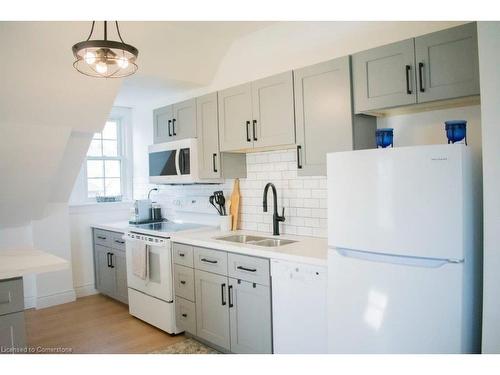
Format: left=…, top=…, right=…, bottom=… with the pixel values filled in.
left=134, top=148, right=328, bottom=238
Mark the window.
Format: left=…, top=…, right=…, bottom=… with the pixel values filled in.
left=86, top=120, right=124, bottom=199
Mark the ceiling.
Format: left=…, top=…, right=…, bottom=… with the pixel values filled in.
left=111, top=21, right=274, bottom=106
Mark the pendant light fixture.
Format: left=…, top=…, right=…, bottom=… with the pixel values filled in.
left=72, top=21, right=138, bottom=78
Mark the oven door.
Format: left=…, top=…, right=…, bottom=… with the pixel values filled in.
left=125, top=236, right=174, bottom=302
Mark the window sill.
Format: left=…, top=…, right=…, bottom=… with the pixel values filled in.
left=69, top=200, right=134, bottom=215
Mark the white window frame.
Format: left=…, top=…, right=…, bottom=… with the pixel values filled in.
left=70, top=107, right=133, bottom=204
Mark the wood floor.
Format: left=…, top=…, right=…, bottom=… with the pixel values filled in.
left=25, top=294, right=186, bottom=354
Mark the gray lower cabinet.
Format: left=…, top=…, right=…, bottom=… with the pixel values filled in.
left=173, top=243, right=273, bottom=353
left=195, top=270, right=231, bottom=350
left=353, top=38, right=417, bottom=113
left=0, top=278, right=26, bottom=352
left=353, top=22, right=479, bottom=113
left=295, top=56, right=376, bottom=176
left=228, top=278, right=272, bottom=354
left=93, top=228, right=128, bottom=304
left=414, top=22, right=479, bottom=103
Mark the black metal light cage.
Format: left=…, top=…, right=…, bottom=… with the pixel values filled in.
left=72, top=21, right=139, bottom=78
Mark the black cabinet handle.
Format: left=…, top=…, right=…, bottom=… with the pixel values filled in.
left=181, top=313, right=187, bottom=318
left=97, top=235, right=106, bottom=240
left=212, top=153, right=218, bottom=173
left=114, top=239, right=125, bottom=244
left=297, top=145, right=303, bottom=169
left=228, top=285, right=234, bottom=308
left=237, top=265, right=257, bottom=272
left=180, top=280, right=186, bottom=285
left=168, top=119, right=172, bottom=137
left=106, top=252, right=111, bottom=267
left=245, top=121, right=251, bottom=142
left=418, top=62, right=425, bottom=93
left=252, top=119, right=257, bottom=141
left=201, top=258, right=218, bottom=264
left=109, top=253, right=114, bottom=268
left=221, top=283, right=226, bottom=306
left=405, top=65, right=412, bottom=95
left=172, top=118, right=177, bottom=136
left=178, top=252, right=185, bottom=257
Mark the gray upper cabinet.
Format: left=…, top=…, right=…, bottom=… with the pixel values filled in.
left=153, top=99, right=196, bottom=144
left=415, top=22, right=479, bottom=103
left=172, top=98, right=197, bottom=140
left=218, top=83, right=253, bottom=151
left=153, top=106, right=173, bottom=144
left=218, top=71, right=295, bottom=152
left=252, top=71, right=295, bottom=148
left=353, top=39, right=417, bottom=113
left=228, top=278, right=272, bottom=354
left=295, top=56, right=376, bottom=176
left=195, top=269, right=230, bottom=350
left=196, top=93, right=221, bottom=179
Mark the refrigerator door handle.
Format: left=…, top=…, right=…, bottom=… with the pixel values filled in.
left=330, top=246, right=463, bottom=268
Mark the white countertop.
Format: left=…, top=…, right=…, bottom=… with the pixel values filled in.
left=92, top=221, right=327, bottom=266
left=0, top=248, right=69, bottom=280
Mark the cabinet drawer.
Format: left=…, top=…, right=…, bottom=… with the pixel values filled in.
left=174, top=264, right=195, bottom=302
left=94, top=229, right=111, bottom=247
left=228, top=253, right=270, bottom=286
left=173, top=243, right=194, bottom=267
left=175, top=297, right=196, bottom=335
left=109, top=232, right=126, bottom=251
left=194, top=247, right=228, bottom=276
left=0, top=278, right=24, bottom=316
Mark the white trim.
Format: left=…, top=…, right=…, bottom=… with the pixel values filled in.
left=35, top=289, right=76, bottom=309
left=74, top=283, right=99, bottom=298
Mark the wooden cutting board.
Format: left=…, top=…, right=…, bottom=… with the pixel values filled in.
left=229, top=179, right=240, bottom=231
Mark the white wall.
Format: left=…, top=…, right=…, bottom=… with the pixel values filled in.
left=477, top=22, right=500, bottom=354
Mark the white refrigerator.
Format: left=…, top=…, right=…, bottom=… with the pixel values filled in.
left=327, top=144, right=482, bottom=354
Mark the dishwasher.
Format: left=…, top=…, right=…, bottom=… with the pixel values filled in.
left=271, top=259, right=327, bottom=353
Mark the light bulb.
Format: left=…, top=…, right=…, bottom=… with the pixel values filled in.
left=83, top=51, right=96, bottom=65
left=96, top=62, right=108, bottom=74
left=117, top=56, right=129, bottom=69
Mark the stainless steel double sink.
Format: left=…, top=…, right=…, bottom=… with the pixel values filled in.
left=215, top=234, right=297, bottom=247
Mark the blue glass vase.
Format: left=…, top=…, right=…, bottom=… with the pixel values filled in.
left=376, top=128, right=394, bottom=148
left=445, top=120, right=467, bottom=145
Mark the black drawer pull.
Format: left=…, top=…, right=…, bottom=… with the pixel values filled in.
left=237, top=265, right=257, bottom=272
left=97, top=235, right=107, bottom=240
left=221, top=283, right=226, bottom=306
left=178, top=252, right=185, bottom=257
left=114, top=240, right=125, bottom=244
left=228, top=285, right=234, bottom=308
left=181, top=313, right=187, bottom=318
left=201, top=258, right=218, bottom=264
left=180, top=280, right=186, bottom=285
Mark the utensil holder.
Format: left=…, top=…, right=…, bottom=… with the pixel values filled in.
left=220, top=215, right=233, bottom=232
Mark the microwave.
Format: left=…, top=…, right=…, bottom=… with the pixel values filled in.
left=148, top=138, right=221, bottom=184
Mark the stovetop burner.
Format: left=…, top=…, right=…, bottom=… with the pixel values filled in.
left=131, top=220, right=204, bottom=233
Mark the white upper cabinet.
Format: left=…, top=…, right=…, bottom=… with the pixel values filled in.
left=218, top=72, right=295, bottom=152
left=153, top=99, right=196, bottom=144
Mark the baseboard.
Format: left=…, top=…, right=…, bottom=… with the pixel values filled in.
left=74, top=284, right=99, bottom=298
left=24, top=296, right=36, bottom=309
left=36, top=289, right=76, bottom=309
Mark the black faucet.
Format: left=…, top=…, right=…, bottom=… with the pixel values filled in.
left=263, top=182, right=285, bottom=236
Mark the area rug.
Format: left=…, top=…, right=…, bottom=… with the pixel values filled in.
left=151, top=338, right=220, bottom=354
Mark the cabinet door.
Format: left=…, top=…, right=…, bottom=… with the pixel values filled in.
left=112, top=250, right=128, bottom=304
left=195, top=270, right=230, bottom=350
left=218, top=83, right=253, bottom=151
left=196, top=93, right=221, bottom=178
left=251, top=71, right=295, bottom=148
left=295, top=56, right=354, bottom=176
left=352, top=39, right=417, bottom=113
left=229, top=278, right=272, bottom=354
left=153, top=105, right=173, bottom=143
left=172, top=98, right=197, bottom=140
left=95, top=245, right=115, bottom=297
left=0, top=312, right=26, bottom=350
left=415, top=22, right=479, bottom=103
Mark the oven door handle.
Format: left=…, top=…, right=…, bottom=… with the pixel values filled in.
left=145, top=244, right=151, bottom=282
